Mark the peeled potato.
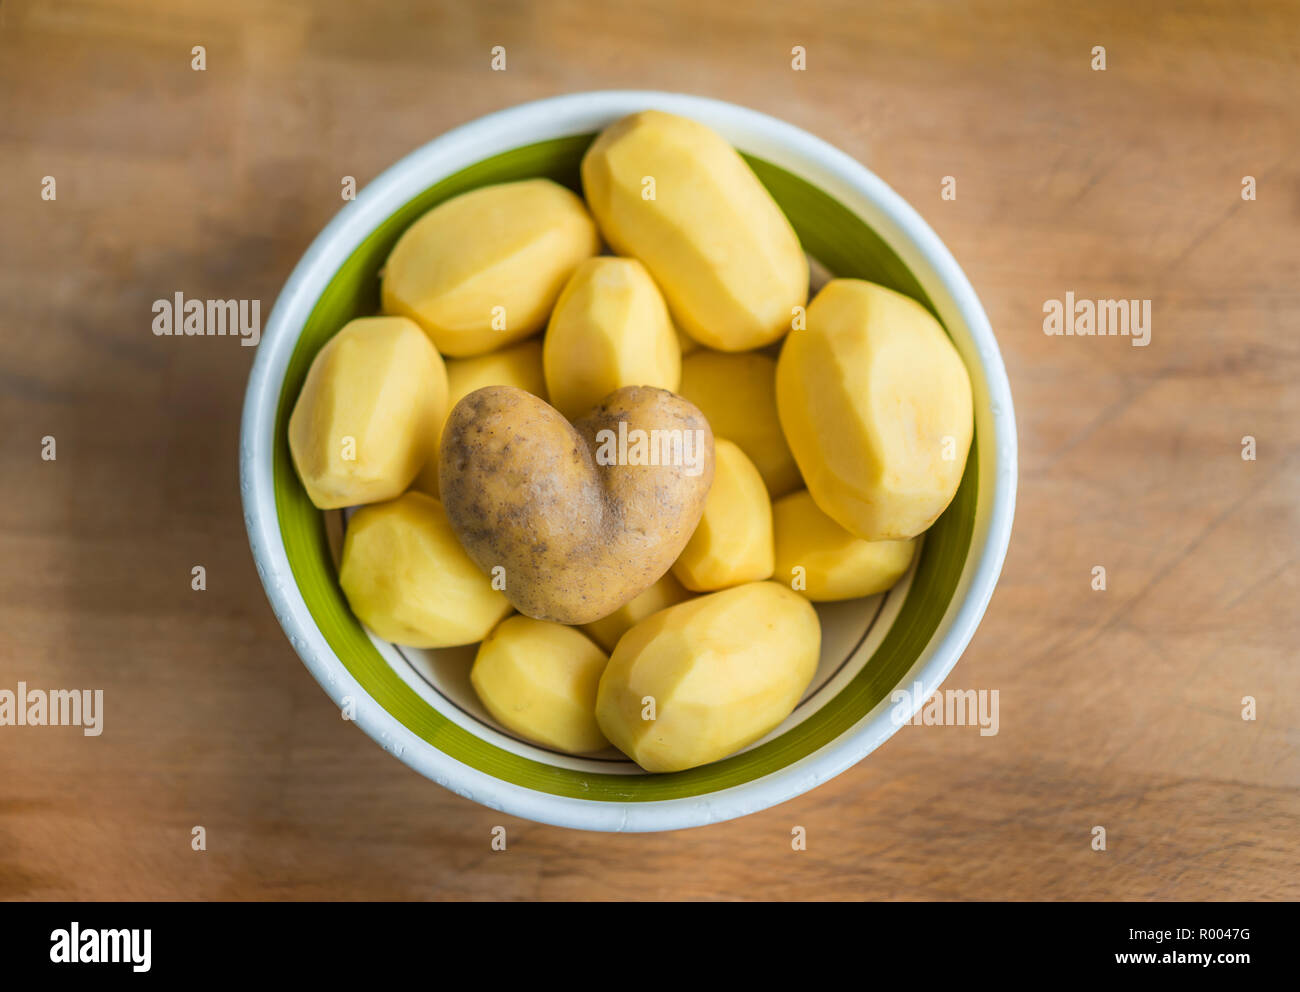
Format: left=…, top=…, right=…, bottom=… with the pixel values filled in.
left=543, top=256, right=680, bottom=420
left=446, top=337, right=548, bottom=406
left=674, top=323, right=701, bottom=356
left=582, top=110, right=807, bottom=352
left=471, top=616, right=610, bottom=754
left=412, top=338, right=546, bottom=495
left=381, top=179, right=600, bottom=357
left=288, top=316, right=447, bottom=509
left=677, top=350, right=801, bottom=498
left=672, top=439, right=773, bottom=592
left=596, top=581, right=820, bottom=772
left=776, top=279, right=973, bottom=540
left=773, top=490, right=916, bottom=601
left=339, top=492, right=511, bottom=648
left=581, top=571, right=693, bottom=653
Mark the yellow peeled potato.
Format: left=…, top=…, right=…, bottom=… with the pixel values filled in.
left=581, top=110, right=808, bottom=352
left=776, top=279, right=974, bottom=540
left=412, top=338, right=546, bottom=494
left=596, top=582, right=820, bottom=773
left=677, top=350, right=801, bottom=498
left=672, top=439, right=773, bottom=592
left=446, top=338, right=548, bottom=405
left=288, top=316, right=447, bottom=510
left=339, top=492, right=511, bottom=648
left=471, top=616, right=610, bottom=754
left=543, top=257, right=680, bottom=420
left=674, top=322, right=701, bottom=356
left=381, top=179, right=600, bottom=357
left=581, top=571, right=693, bottom=653
left=773, top=490, right=916, bottom=601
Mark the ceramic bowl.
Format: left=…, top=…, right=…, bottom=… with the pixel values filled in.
left=240, top=90, right=1017, bottom=832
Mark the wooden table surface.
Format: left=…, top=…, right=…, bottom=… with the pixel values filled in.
left=2, top=0, right=1297, bottom=901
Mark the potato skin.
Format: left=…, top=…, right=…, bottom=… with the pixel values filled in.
left=773, top=490, right=916, bottom=601
left=672, top=439, right=774, bottom=592
left=596, top=581, right=820, bottom=772
left=581, top=111, right=808, bottom=352
left=543, top=256, right=680, bottom=421
left=381, top=179, right=600, bottom=357
left=439, top=384, right=714, bottom=624
left=776, top=279, right=974, bottom=540
left=288, top=316, right=447, bottom=509
left=677, top=350, right=801, bottom=498
left=471, top=616, right=610, bottom=754
left=339, top=492, right=512, bottom=648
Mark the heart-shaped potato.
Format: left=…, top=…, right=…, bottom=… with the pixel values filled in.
left=439, top=384, right=714, bottom=624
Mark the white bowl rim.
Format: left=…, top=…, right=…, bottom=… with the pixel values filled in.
left=240, top=89, right=1018, bottom=832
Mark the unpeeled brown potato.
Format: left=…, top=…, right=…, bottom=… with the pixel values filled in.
left=288, top=316, right=447, bottom=509
left=582, top=111, right=808, bottom=352
left=672, top=439, right=773, bottom=592
left=543, top=256, right=680, bottom=420
left=439, top=385, right=714, bottom=624
left=596, top=581, right=820, bottom=772
left=412, top=338, right=547, bottom=495
left=471, top=616, right=610, bottom=754
left=677, top=350, right=802, bottom=498
left=773, top=490, right=916, bottom=601
left=381, top=179, right=600, bottom=357
left=776, top=279, right=974, bottom=540
left=339, top=492, right=512, bottom=648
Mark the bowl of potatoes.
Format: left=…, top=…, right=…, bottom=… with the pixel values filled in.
left=241, top=90, right=1017, bottom=831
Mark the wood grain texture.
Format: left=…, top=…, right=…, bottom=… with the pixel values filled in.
left=1, top=0, right=1297, bottom=901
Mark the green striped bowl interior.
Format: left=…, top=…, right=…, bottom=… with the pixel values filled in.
left=273, top=134, right=978, bottom=801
